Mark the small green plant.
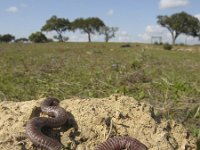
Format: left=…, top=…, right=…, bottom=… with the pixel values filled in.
left=131, top=59, right=142, bottom=70
left=153, top=77, right=191, bottom=102
left=135, top=90, right=145, bottom=100
left=187, top=105, right=200, bottom=119
left=163, top=43, right=173, bottom=50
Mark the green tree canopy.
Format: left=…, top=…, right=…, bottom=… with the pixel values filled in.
left=100, top=26, right=118, bottom=42
left=72, top=17, right=105, bottom=42
left=0, top=34, right=15, bottom=43
left=41, top=15, right=71, bottom=42
left=157, top=11, right=200, bottom=45
left=15, top=38, right=29, bottom=43
left=29, top=32, right=48, bottom=43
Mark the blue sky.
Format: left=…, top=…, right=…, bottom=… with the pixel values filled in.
left=0, top=0, right=200, bottom=44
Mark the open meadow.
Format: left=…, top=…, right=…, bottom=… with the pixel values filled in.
left=0, top=42, right=200, bottom=143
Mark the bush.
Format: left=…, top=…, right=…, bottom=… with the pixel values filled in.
left=29, top=32, right=48, bottom=43
left=0, top=34, right=15, bottom=43
left=163, top=43, right=173, bottom=50
left=121, top=44, right=131, bottom=48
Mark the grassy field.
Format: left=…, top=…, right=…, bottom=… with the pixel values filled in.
left=0, top=42, right=200, bottom=141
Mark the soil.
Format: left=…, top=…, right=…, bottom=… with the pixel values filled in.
left=0, top=95, right=197, bottom=150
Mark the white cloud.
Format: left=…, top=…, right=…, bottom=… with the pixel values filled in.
left=5, top=4, right=27, bottom=13
left=6, top=6, right=19, bottom=13
left=112, top=30, right=133, bottom=42
left=138, top=33, right=151, bottom=41
left=145, top=25, right=164, bottom=33
left=119, top=31, right=128, bottom=36
left=67, top=30, right=133, bottom=42
left=138, top=25, right=165, bottom=42
left=66, top=31, right=104, bottom=42
left=159, top=0, right=189, bottom=9
left=44, top=31, right=89, bottom=42
left=138, top=25, right=173, bottom=43
left=68, top=29, right=132, bottom=42
left=69, top=34, right=88, bottom=42
left=145, top=26, right=154, bottom=33
left=195, top=14, right=200, bottom=21
left=107, top=9, right=114, bottom=16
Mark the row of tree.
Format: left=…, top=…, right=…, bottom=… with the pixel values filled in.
left=36, top=16, right=118, bottom=43
left=1, top=12, right=200, bottom=44
left=0, top=34, right=31, bottom=43
left=29, top=12, right=200, bottom=44
left=0, top=16, right=118, bottom=43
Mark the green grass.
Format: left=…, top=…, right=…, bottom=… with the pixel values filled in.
left=0, top=42, right=200, bottom=141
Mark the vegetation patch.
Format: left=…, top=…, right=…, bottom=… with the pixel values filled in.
left=0, top=42, right=199, bottom=142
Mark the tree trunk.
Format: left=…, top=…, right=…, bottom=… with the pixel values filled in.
left=172, top=36, right=176, bottom=45
left=57, top=31, right=63, bottom=42
left=88, top=33, right=91, bottom=42
left=105, top=36, right=109, bottom=42
left=170, top=30, right=180, bottom=45
left=59, top=34, right=63, bottom=42
left=171, top=31, right=176, bottom=45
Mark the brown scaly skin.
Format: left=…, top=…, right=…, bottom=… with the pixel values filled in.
left=26, top=98, right=148, bottom=150
left=26, top=98, right=68, bottom=150
left=94, top=136, right=148, bottom=150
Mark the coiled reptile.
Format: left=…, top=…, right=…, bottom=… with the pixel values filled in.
left=26, top=98, right=147, bottom=150
left=95, top=136, right=147, bottom=150
left=26, top=97, right=68, bottom=150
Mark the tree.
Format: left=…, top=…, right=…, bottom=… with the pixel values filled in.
left=15, top=38, right=29, bottom=43
left=100, top=26, right=118, bottom=42
left=157, top=11, right=200, bottom=45
left=29, top=32, right=48, bottom=43
left=72, top=17, right=105, bottom=42
left=41, top=15, right=71, bottom=42
left=0, top=34, right=15, bottom=42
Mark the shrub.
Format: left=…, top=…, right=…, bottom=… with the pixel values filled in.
left=163, top=43, right=173, bottom=50
left=29, top=32, right=48, bottom=43
left=131, top=59, right=142, bottom=70
left=121, top=44, right=131, bottom=48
